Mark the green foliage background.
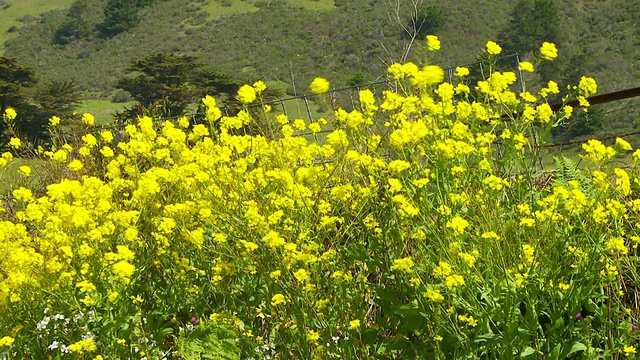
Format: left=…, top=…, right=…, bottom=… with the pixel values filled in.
left=1, top=0, right=637, bottom=92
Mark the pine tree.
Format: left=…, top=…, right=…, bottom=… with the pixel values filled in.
left=99, top=0, right=142, bottom=37
left=499, top=0, right=559, bottom=57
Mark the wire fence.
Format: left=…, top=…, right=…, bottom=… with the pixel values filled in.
left=54, top=54, right=640, bottom=173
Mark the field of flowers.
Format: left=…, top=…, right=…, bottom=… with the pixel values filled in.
left=1, top=38, right=640, bottom=359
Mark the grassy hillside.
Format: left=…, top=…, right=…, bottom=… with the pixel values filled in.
left=0, top=0, right=72, bottom=53
left=0, top=0, right=638, bottom=135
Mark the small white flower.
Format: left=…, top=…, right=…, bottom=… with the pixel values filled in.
left=48, top=341, right=60, bottom=350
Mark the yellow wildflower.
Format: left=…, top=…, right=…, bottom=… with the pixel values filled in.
left=4, top=108, right=17, bottom=120
left=540, top=42, right=558, bottom=60
left=0, top=336, right=14, bottom=347
left=271, top=294, right=286, bottom=306
left=390, top=257, right=415, bottom=273
left=485, top=41, right=502, bottom=55
left=82, top=113, right=95, bottom=126
left=518, top=61, right=534, bottom=73
left=426, top=35, right=440, bottom=51
left=237, top=85, right=257, bottom=104
left=455, top=67, right=469, bottom=77
left=309, top=77, right=330, bottom=94
left=9, top=137, right=21, bottom=149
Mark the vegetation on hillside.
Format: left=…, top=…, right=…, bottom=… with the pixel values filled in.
left=0, top=0, right=636, bottom=143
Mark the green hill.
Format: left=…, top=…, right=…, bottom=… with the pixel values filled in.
left=0, top=0, right=638, bottom=134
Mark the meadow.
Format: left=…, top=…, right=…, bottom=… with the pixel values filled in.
left=1, top=39, right=640, bottom=359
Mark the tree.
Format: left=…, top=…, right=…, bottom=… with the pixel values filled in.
left=410, top=3, right=445, bottom=38
left=116, top=53, right=241, bottom=121
left=499, top=0, right=559, bottom=57
left=0, top=57, right=51, bottom=144
left=191, top=70, right=240, bottom=100
left=385, top=0, right=446, bottom=64
left=117, top=52, right=199, bottom=114
left=35, top=81, right=82, bottom=118
left=53, top=0, right=94, bottom=44
left=0, top=57, right=37, bottom=112
left=99, top=0, right=141, bottom=37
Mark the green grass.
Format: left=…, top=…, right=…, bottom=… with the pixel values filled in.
left=76, top=99, right=136, bottom=125
left=0, top=0, right=72, bottom=54
left=198, top=0, right=334, bottom=20
left=198, top=0, right=260, bottom=20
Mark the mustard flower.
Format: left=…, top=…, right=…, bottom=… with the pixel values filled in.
left=68, top=338, right=97, bottom=354
left=18, top=165, right=31, bottom=176
left=615, top=137, right=633, bottom=151
left=540, top=42, right=558, bottom=60
left=483, top=175, right=509, bottom=191
left=237, top=84, right=257, bottom=104
left=4, top=108, right=16, bottom=120
left=558, top=283, right=570, bottom=291
left=455, top=66, right=469, bottom=77
left=387, top=160, right=410, bottom=173
left=0, top=336, right=14, bottom=347
left=9, top=137, right=21, bottom=149
left=446, top=215, right=469, bottom=235
left=410, top=65, right=445, bottom=87
left=309, top=77, right=330, bottom=94
left=433, top=261, right=452, bottom=278
left=307, top=330, right=320, bottom=342
left=578, top=76, right=597, bottom=97
left=294, top=269, right=310, bottom=283
left=605, top=237, right=628, bottom=255
left=82, top=113, right=95, bottom=126
left=253, top=80, right=267, bottom=93
left=518, top=61, right=534, bottom=73
left=624, top=345, right=636, bottom=357
left=536, top=103, right=553, bottom=123
left=485, top=41, right=502, bottom=55
left=562, top=105, right=573, bottom=119
left=614, top=168, right=631, bottom=196
left=582, top=139, right=616, bottom=163
left=325, top=129, right=349, bottom=148
left=290, top=118, right=305, bottom=131
left=426, top=35, right=441, bottom=51
left=349, top=319, right=361, bottom=329
left=444, top=274, right=465, bottom=287
left=76, top=280, right=97, bottom=293
left=458, top=315, right=478, bottom=327
left=424, top=289, right=444, bottom=302
left=68, top=159, right=84, bottom=172
left=390, top=257, right=414, bottom=273
left=271, top=293, right=286, bottom=306
left=49, top=116, right=61, bottom=126
left=309, top=122, right=322, bottom=133
left=112, top=260, right=135, bottom=280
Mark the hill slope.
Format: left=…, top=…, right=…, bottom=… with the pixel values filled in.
left=0, top=0, right=638, bottom=128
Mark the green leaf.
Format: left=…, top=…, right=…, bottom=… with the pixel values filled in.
left=521, top=347, right=537, bottom=358
left=566, top=342, right=587, bottom=356
left=474, top=332, right=503, bottom=345
left=548, top=344, right=561, bottom=360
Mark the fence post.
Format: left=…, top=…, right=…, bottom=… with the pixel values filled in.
left=303, top=95, right=314, bottom=123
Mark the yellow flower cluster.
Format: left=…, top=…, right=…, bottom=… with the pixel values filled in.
left=1, top=39, right=636, bottom=359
